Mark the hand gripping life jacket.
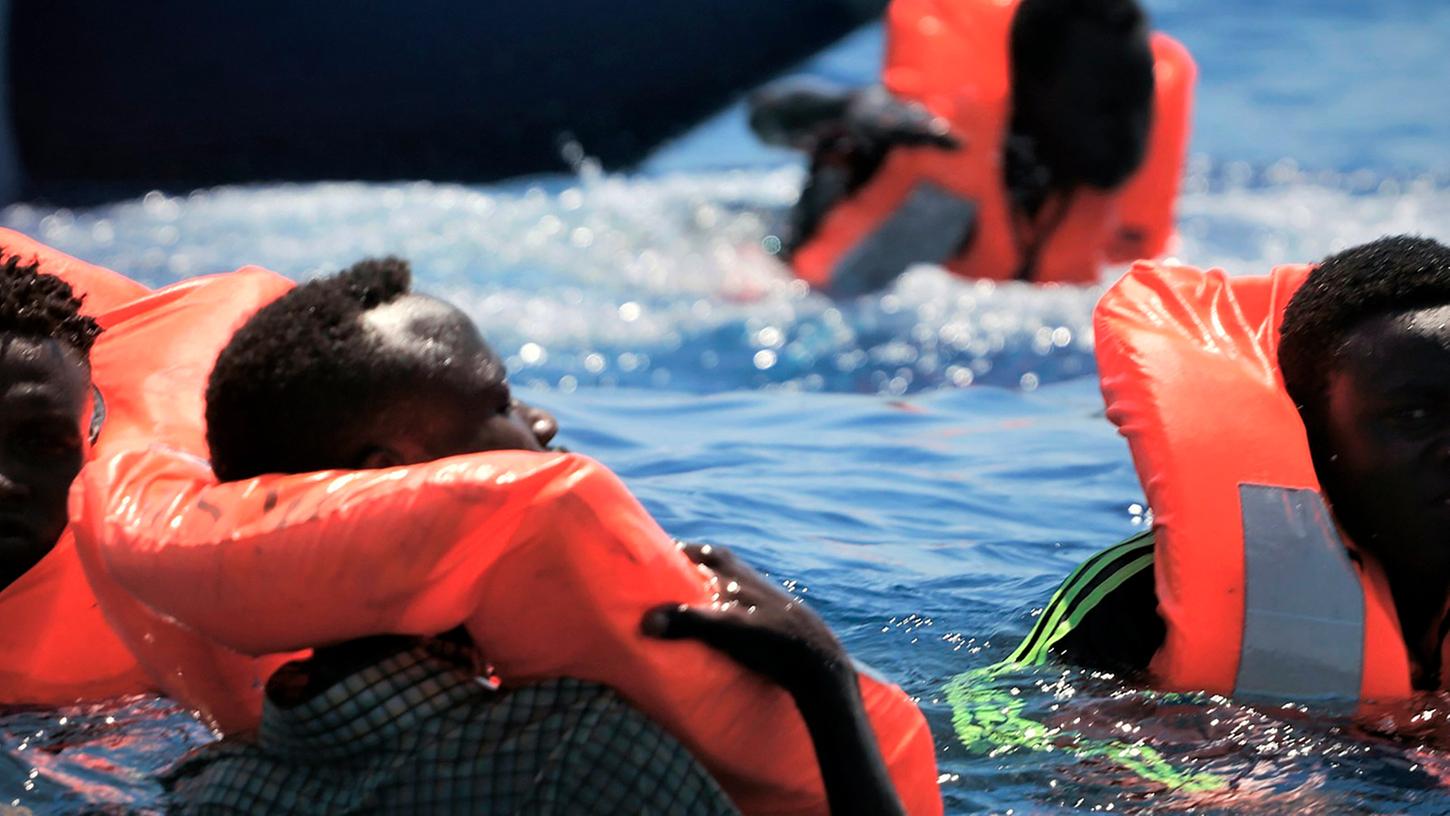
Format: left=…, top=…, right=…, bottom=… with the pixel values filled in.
left=0, top=230, right=153, bottom=705
left=1095, top=260, right=1414, bottom=709
left=792, top=0, right=1195, bottom=291
left=69, top=279, right=943, bottom=814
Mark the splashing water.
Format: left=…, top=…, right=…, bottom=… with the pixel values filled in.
left=4, top=1, right=1450, bottom=812
left=9, top=164, right=1449, bottom=400
left=0, top=697, right=212, bottom=814
left=6, top=163, right=1450, bottom=816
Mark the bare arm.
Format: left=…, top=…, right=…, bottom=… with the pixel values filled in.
left=643, top=544, right=906, bottom=816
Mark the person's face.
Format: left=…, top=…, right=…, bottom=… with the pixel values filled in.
left=0, top=334, right=89, bottom=590
left=1315, top=304, right=1450, bottom=573
left=353, top=294, right=558, bottom=468
left=1019, top=22, right=1154, bottom=190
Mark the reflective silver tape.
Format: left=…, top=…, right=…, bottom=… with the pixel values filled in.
left=829, top=181, right=978, bottom=297
left=1234, top=484, right=1364, bottom=708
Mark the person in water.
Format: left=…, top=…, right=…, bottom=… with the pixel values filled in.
left=1020, top=235, right=1450, bottom=689
left=753, top=0, right=1190, bottom=292
left=0, top=254, right=100, bottom=592
left=168, top=258, right=907, bottom=815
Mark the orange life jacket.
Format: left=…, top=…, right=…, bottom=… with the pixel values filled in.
left=1095, top=260, right=1415, bottom=709
left=0, top=230, right=152, bottom=705
left=793, top=0, right=1195, bottom=290
left=70, top=274, right=943, bottom=815
left=74, top=268, right=304, bottom=727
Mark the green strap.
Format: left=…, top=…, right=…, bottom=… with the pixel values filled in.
left=942, top=664, right=1222, bottom=792
left=943, top=532, right=1224, bottom=793
left=1008, top=530, right=1154, bottom=665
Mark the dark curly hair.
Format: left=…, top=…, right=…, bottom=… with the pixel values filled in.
left=1279, top=235, right=1450, bottom=432
left=1011, top=0, right=1148, bottom=85
left=0, top=252, right=101, bottom=359
left=205, top=257, right=414, bottom=481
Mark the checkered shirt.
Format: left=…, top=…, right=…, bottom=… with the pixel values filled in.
left=164, top=639, right=739, bottom=815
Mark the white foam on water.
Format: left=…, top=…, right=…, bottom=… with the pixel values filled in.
left=5, top=166, right=1450, bottom=814
left=1175, top=160, right=1450, bottom=271
left=4, top=163, right=1447, bottom=395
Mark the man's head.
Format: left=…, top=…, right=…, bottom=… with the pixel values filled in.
left=1279, top=236, right=1450, bottom=572
left=1010, top=0, right=1155, bottom=190
left=0, top=254, right=100, bottom=589
left=206, top=257, right=557, bottom=481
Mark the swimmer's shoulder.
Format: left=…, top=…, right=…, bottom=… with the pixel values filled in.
left=1009, top=530, right=1163, bottom=675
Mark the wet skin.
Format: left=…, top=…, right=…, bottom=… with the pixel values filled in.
left=1316, top=303, right=1450, bottom=681
left=284, top=293, right=560, bottom=702
left=349, top=293, right=869, bottom=692
left=1015, top=20, right=1155, bottom=190
left=350, top=293, right=558, bottom=467
left=0, top=334, right=89, bottom=592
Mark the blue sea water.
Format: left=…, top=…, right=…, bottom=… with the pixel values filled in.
left=3, top=0, right=1450, bottom=813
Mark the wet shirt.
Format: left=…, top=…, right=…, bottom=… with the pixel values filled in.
left=1009, top=531, right=1164, bottom=674
left=1020, top=531, right=1450, bottom=691
left=165, top=639, right=739, bottom=815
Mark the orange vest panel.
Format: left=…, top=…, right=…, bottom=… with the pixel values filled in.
left=1095, top=261, right=1412, bottom=706
left=793, top=0, right=1195, bottom=288
left=73, top=269, right=303, bottom=729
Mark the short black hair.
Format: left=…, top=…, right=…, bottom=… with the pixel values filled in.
left=205, top=257, right=413, bottom=482
left=1011, top=0, right=1148, bottom=85
left=1279, top=235, right=1450, bottom=429
left=0, top=252, right=101, bottom=359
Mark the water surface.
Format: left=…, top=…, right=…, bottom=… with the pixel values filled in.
left=4, top=1, right=1450, bottom=812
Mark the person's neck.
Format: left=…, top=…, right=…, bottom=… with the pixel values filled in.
left=1384, top=562, right=1450, bottom=689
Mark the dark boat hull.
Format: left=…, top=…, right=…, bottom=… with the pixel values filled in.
left=3, top=0, right=882, bottom=201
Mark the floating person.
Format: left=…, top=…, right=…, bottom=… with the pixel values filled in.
left=74, top=258, right=937, bottom=814
left=751, top=0, right=1195, bottom=295
left=0, top=240, right=156, bottom=705
left=0, top=255, right=101, bottom=593
left=1005, top=235, right=1450, bottom=703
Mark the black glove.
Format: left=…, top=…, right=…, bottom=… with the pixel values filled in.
left=842, top=84, right=960, bottom=153
left=749, top=80, right=960, bottom=154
